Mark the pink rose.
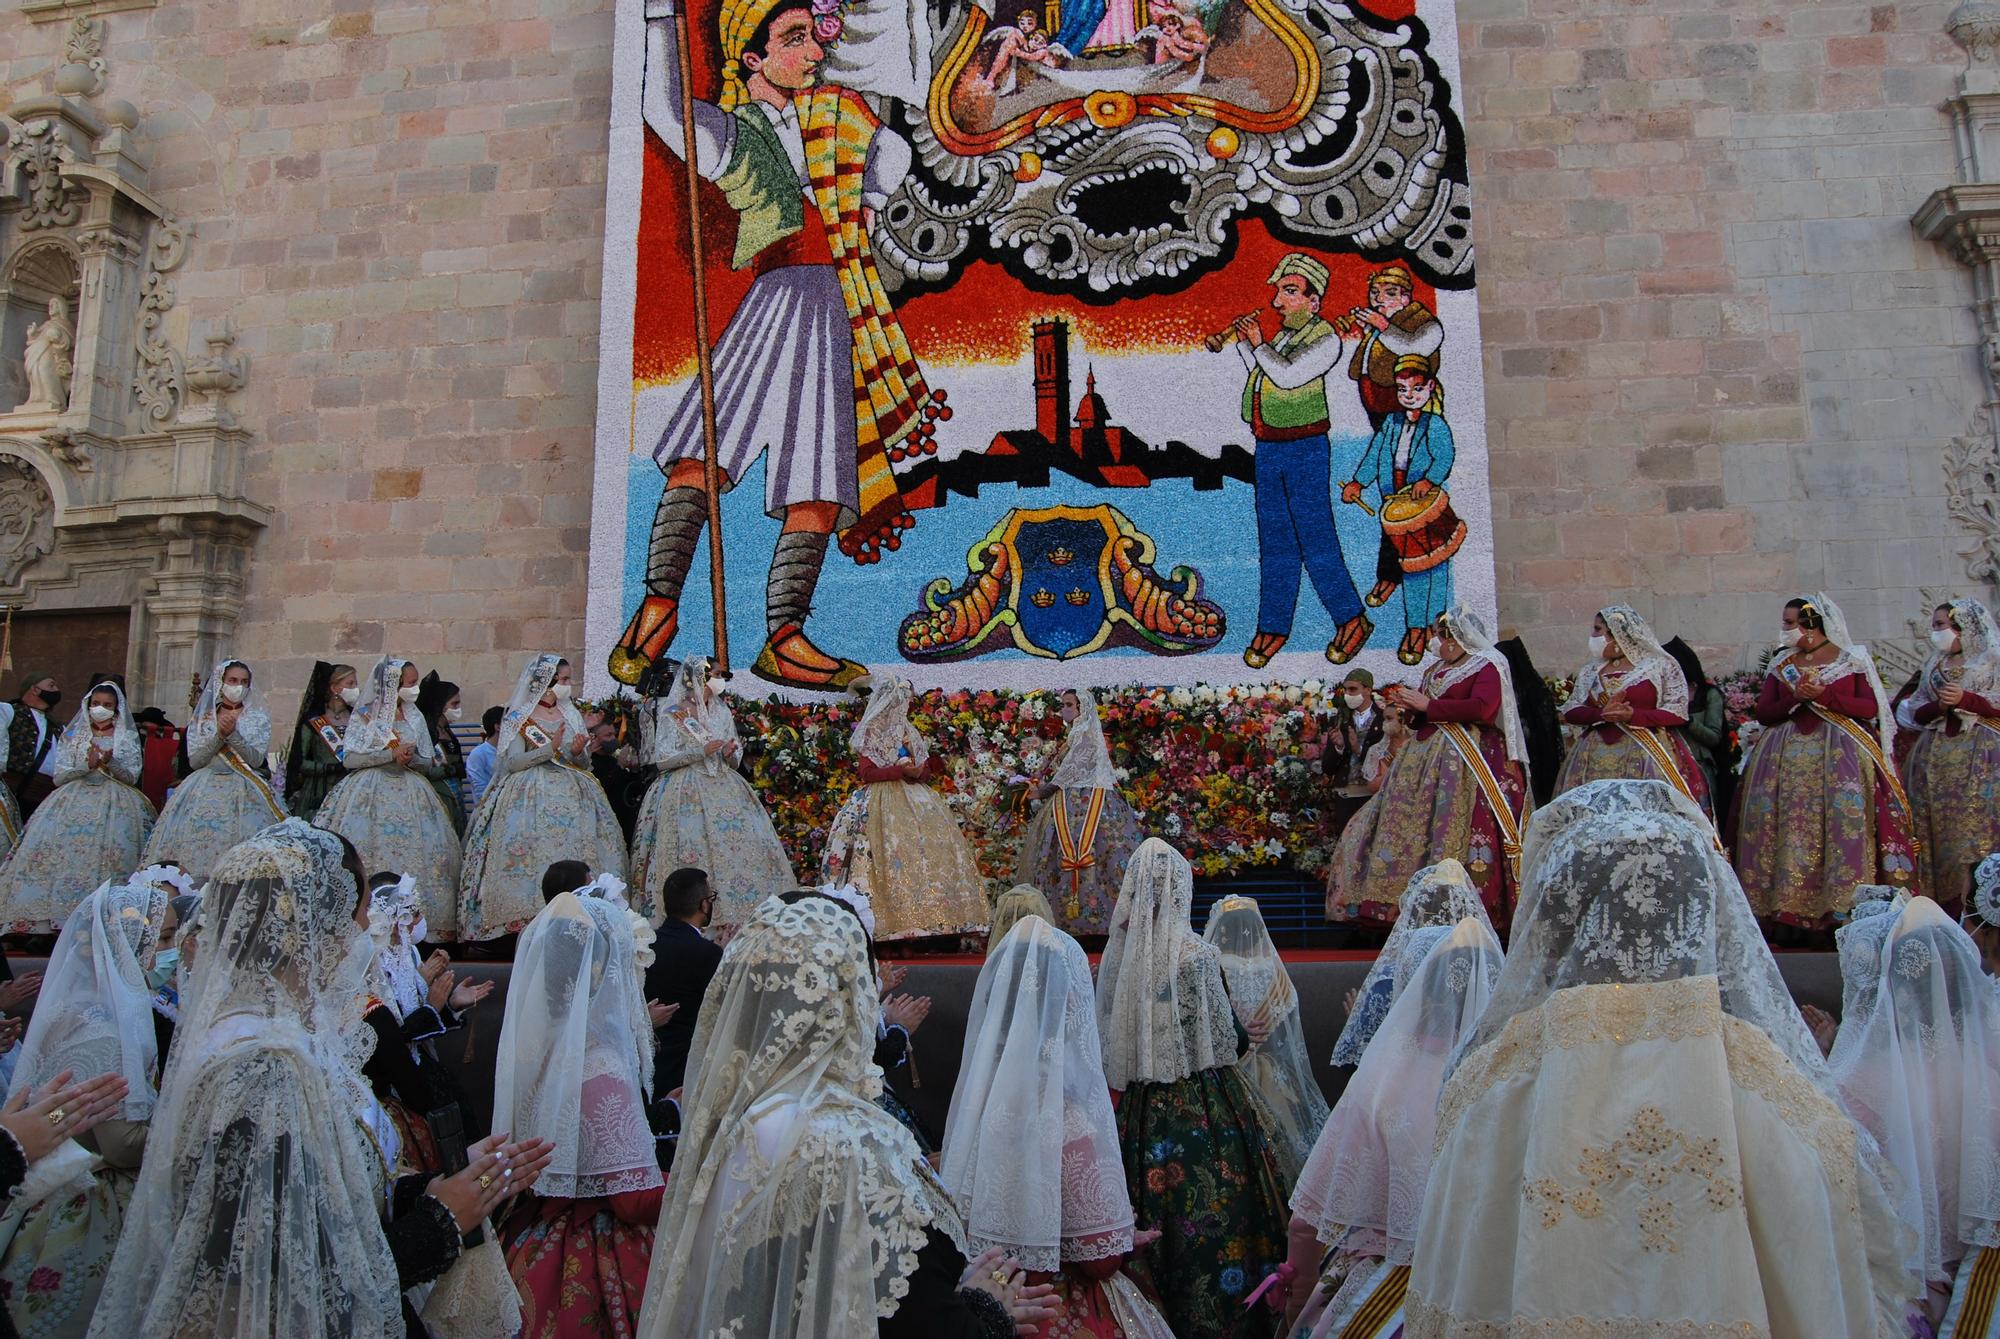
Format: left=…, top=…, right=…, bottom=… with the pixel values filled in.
left=814, top=13, right=843, bottom=41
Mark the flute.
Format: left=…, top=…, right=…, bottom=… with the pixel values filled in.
left=1203, top=313, right=1261, bottom=352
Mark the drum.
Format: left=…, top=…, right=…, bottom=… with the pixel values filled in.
left=1380, top=487, right=1467, bottom=573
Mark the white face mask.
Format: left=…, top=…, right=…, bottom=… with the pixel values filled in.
left=1343, top=691, right=1367, bottom=710
left=338, top=685, right=360, bottom=707
left=1931, top=628, right=1959, bottom=652
left=397, top=685, right=419, bottom=703
left=551, top=683, right=572, bottom=701
left=1780, top=627, right=1803, bottom=648
left=409, top=916, right=429, bottom=945
left=88, top=704, right=115, bottom=724
left=1588, top=634, right=1608, bottom=659
left=220, top=683, right=247, bottom=704
left=445, top=706, right=464, bottom=723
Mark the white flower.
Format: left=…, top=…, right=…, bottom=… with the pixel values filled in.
left=1169, top=687, right=1193, bottom=708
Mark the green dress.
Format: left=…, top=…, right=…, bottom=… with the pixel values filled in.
left=285, top=711, right=347, bottom=824
left=1116, top=1044, right=1288, bottom=1339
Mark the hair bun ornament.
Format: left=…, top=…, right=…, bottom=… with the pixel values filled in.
left=134, top=863, right=196, bottom=898
left=581, top=872, right=631, bottom=910
left=818, top=881, right=877, bottom=941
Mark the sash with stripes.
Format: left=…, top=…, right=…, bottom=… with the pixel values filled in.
left=0, top=796, right=19, bottom=847
left=218, top=743, right=286, bottom=821
left=1616, top=725, right=1702, bottom=808
left=1324, top=1260, right=1409, bottom=1339
left=522, top=721, right=590, bottom=775
left=1435, top=722, right=1523, bottom=880
left=1943, top=1246, right=2000, bottom=1338
left=311, top=715, right=345, bottom=761
left=1052, top=788, right=1106, bottom=916
left=1809, top=704, right=1916, bottom=836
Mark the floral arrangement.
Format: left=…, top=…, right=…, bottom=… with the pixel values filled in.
left=720, top=681, right=1354, bottom=881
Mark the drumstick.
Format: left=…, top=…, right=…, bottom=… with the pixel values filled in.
left=1343, top=495, right=1377, bottom=517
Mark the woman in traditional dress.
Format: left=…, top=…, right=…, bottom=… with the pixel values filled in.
left=1732, top=593, right=1917, bottom=929
left=942, top=914, right=1178, bottom=1339
left=1329, top=608, right=1530, bottom=930
left=415, top=671, right=468, bottom=836
left=629, top=657, right=794, bottom=932
left=315, top=657, right=462, bottom=940
left=1824, top=897, right=2000, bottom=1330
left=1556, top=605, right=1711, bottom=815
left=820, top=679, right=989, bottom=943
left=458, top=655, right=625, bottom=942
left=1015, top=687, right=1144, bottom=936
left=1202, top=895, right=1329, bottom=1188
left=497, top=889, right=664, bottom=1338
left=988, top=883, right=1057, bottom=944
left=1283, top=914, right=1501, bottom=1338
left=0, top=683, right=155, bottom=936
left=86, top=819, right=551, bottom=1339
left=0, top=878, right=173, bottom=1336
left=284, top=660, right=359, bottom=823
left=1898, top=598, right=2000, bottom=913
left=143, top=659, right=287, bottom=881
left=1328, top=859, right=1491, bottom=1070
left=1407, top=780, right=1917, bottom=1338
left=0, top=702, right=25, bottom=868
left=636, top=894, right=1059, bottom=1339
left=1099, top=837, right=1289, bottom=1339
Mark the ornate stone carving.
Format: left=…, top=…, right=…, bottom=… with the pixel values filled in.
left=19, top=297, right=75, bottom=413
left=1951, top=1, right=2000, bottom=94
left=6, top=119, right=82, bottom=231
left=0, top=457, right=57, bottom=585
left=1946, top=412, right=2000, bottom=589
left=133, top=215, right=188, bottom=425
left=179, top=327, right=247, bottom=427
left=53, top=18, right=109, bottom=98
left=38, top=427, right=93, bottom=474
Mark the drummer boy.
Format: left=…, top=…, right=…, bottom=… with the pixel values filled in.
left=1343, top=354, right=1457, bottom=665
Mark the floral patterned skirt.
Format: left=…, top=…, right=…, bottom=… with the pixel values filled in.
left=629, top=764, right=796, bottom=931
left=1327, top=727, right=1522, bottom=931
left=0, top=1160, right=132, bottom=1339
left=1118, top=1067, right=1288, bottom=1339
left=819, top=780, right=989, bottom=941
left=143, top=760, right=287, bottom=884
left=0, top=776, right=156, bottom=936
left=1029, top=1265, right=1179, bottom=1339
left=502, top=1195, right=656, bottom=1339
left=459, top=763, right=627, bottom=941
left=317, top=765, right=463, bottom=936
left=1903, top=724, right=2000, bottom=913
left=1554, top=729, right=1711, bottom=819
left=1015, top=789, right=1144, bottom=938
left=1731, top=718, right=1916, bottom=926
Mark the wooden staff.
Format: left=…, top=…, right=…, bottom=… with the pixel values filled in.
left=671, top=1, right=730, bottom=675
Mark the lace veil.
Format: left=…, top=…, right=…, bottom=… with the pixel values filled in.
left=1970, top=853, right=2000, bottom=932
left=851, top=677, right=928, bottom=768
left=1777, top=592, right=1895, bottom=760
left=343, top=656, right=433, bottom=759
left=636, top=894, right=961, bottom=1338
left=497, top=653, right=584, bottom=756
left=1827, top=897, right=2000, bottom=1280
left=1331, top=859, right=1491, bottom=1066
left=1097, top=838, right=1236, bottom=1089
left=57, top=680, right=139, bottom=776
left=1293, top=915, right=1501, bottom=1257
left=368, top=873, right=426, bottom=1020
left=1050, top=687, right=1118, bottom=791
left=646, top=655, right=737, bottom=766
left=1429, top=607, right=1526, bottom=764
left=941, top=915, right=1133, bottom=1272
left=88, top=818, right=403, bottom=1339
left=1450, top=779, right=1829, bottom=1088
left=189, top=657, right=272, bottom=758
left=1913, top=596, right=2000, bottom=707
left=493, top=891, right=661, bottom=1199
left=1563, top=604, right=1690, bottom=721
left=990, top=884, right=1057, bottom=944
left=1204, top=895, right=1329, bottom=1153
left=8, top=878, right=169, bottom=1119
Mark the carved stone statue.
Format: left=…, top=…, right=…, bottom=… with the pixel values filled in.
left=20, top=298, right=74, bottom=412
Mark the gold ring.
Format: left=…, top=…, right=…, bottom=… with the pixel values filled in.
left=478, top=1173, right=493, bottom=1190
left=991, top=1269, right=1009, bottom=1286
left=45, top=1107, right=63, bottom=1125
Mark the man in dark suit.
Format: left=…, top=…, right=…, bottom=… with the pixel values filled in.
left=644, top=866, right=722, bottom=1168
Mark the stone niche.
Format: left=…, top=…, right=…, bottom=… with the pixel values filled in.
left=0, top=19, right=267, bottom=711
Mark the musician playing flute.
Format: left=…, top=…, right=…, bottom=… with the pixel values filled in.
left=1344, top=355, right=1456, bottom=666
left=1225, top=252, right=1374, bottom=671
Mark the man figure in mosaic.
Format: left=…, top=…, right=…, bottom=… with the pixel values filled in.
left=619, top=0, right=943, bottom=691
